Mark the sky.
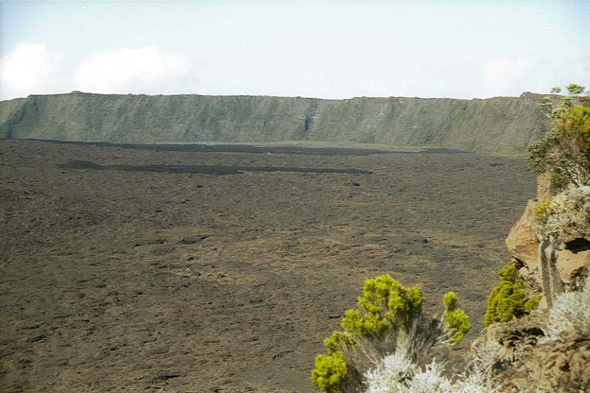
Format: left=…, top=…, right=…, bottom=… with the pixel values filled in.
left=0, top=0, right=589, bottom=101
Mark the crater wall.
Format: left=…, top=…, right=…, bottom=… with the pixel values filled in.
left=0, top=91, right=550, bottom=154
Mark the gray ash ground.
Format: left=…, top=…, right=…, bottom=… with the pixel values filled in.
left=0, top=140, right=535, bottom=393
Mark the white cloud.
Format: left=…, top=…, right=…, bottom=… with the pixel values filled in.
left=0, top=43, right=65, bottom=99
left=73, top=46, right=198, bottom=94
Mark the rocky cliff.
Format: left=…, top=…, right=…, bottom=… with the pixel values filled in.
left=0, top=91, right=551, bottom=154
left=475, top=174, right=590, bottom=392
left=506, top=175, right=590, bottom=300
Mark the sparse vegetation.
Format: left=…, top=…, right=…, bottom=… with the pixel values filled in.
left=535, top=200, right=552, bottom=223
left=311, top=275, right=470, bottom=393
left=363, top=276, right=590, bottom=393
left=312, top=85, right=590, bottom=393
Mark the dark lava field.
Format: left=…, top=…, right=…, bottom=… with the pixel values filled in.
left=0, top=140, right=536, bottom=393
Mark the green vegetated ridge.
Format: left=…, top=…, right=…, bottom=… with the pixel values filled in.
left=0, top=91, right=551, bottom=154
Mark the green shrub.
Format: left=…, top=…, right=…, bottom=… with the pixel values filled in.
left=549, top=171, right=571, bottom=192
left=311, top=275, right=471, bottom=393
left=483, top=264, right=539, bottom=328
left=524, top=295, right=542, bottom=312
left=311, top=352, right=347, bottom=393
left=535, top=201, right=552, bottom=223
left=341, top=275, right=422, bottom=337
left=324, top=331, right=355, bottom=355
left=443, top=292, right=472, bottom=345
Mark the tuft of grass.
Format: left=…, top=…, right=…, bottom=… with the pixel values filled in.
left=543, top=275, right=590, bottom=341
left=364, top=335, right=497, bottom=393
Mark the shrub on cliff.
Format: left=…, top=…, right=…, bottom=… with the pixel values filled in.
left=527, top=84, right=590, bottom=190
left=540, top=185, right=590, bottom=242
left=483, top=264, right=541, bottom=328
left=311, top=274, right=471, bottom=393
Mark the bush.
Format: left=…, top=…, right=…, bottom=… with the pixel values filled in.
left=443, top=292, right=471, bottom=345
left=311, top=352, right=348, bottom=393
left=527, top=85, right=590, bottom=189
left=483, top=264, right=540, bottom=328
left=341, top=275, right=423, bottom=337
left=311, top=275, right=471, bottom=393
left=543, top=186, right=590, bottom=241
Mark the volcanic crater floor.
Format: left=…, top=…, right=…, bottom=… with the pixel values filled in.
left=0, top=140, right=536, bottom=393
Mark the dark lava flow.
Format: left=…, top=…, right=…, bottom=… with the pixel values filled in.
left=59, top=160, right=373, bottom=175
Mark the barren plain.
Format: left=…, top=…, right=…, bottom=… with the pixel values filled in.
left=0, top=140, right=536, bottom=392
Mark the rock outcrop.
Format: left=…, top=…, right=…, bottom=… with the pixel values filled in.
left=506, top=177, right=590, bottom=302
left=505, top=200, right=539, bottom=275
left=473, top=299, right=590, bottom=393
left=498, top=329, right=590, bottom=393
left=479, top=169, right=590, bottom=392
left=0, top=91, right=551, bottom=155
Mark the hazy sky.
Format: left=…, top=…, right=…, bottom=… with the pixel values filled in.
left=1, top=0, right=589, bottom=100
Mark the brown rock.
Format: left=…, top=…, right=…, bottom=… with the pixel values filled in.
left=499, top=334, right=590, bottom=393
left=556, top=249, right=590, bottom=284
left=537, top=172, right=552, bottom=205
left=472, top=312, right=547, bottom=369
left=506, top=199, right=540, bottom=273
left=474, top=312, right=590, bottom=393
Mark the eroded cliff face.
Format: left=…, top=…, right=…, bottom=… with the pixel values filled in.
left=473, top=176, right=590, bottom=393
left=506, top=176, right=590, bottom=299
left=0, top=91, right=550, bottom=154
left=473, top=312, right=590, bottom=393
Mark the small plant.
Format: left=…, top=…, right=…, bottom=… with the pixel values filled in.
left=535, top=200, right=552, bottom=223
left=443, top=292, right=471, bottom=345
left=483, top=264, right=540, bottom=328
left=311, top=352, right=348, bottom=393
left=311, top=274, right=470, bottom=393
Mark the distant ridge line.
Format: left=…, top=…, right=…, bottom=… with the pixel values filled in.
left=0, top=91, right=551, bottom=155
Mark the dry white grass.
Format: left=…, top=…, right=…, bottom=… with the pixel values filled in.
left=543, top=275, right=590, bottom=341
left=364, top=334, right=499, bottom=393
